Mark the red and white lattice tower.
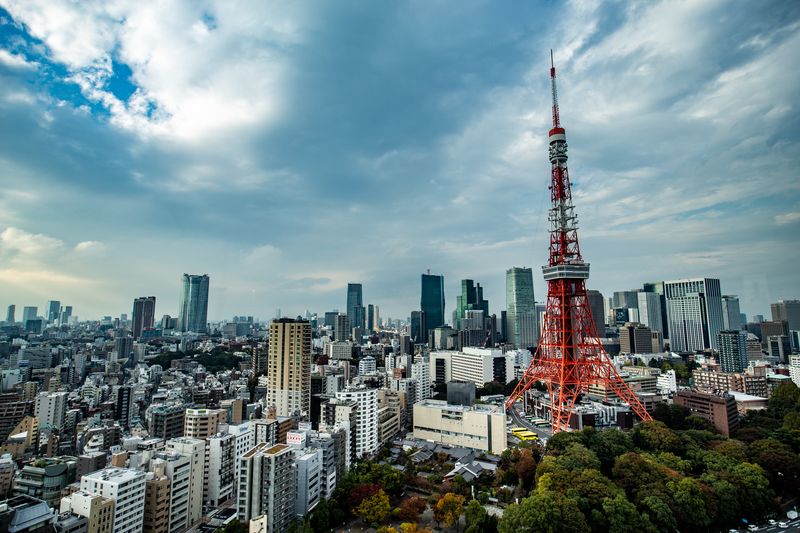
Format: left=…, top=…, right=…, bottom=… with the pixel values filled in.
left=504, top=52, right=652, bottom=432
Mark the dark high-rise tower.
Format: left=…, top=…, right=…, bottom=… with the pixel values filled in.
left=420, top=272, right=445, bottom=334
left=5, top=304, right=15, bottom=324
left=346, top=283, right=365, bottom=330
left=506, top=53, right=651, bottom=432
left=179, top=274, right=209, bottom=333
left=132, top=296, right=156, bottom=339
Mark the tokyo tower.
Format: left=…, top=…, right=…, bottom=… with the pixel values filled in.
left=505, top=52, right=652, bottom=432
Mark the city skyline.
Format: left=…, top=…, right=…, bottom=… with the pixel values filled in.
left=1, top=2, right=799, bottom=320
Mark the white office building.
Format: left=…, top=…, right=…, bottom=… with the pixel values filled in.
left=335, top=387, right=378, bottom=458
left=34, top=391, right=68, bottom=430
left=411, top=357, right=431, bottom=401
left=449, top=347, right=515, bottom=387
left=80, top=467, right=146, bottom=533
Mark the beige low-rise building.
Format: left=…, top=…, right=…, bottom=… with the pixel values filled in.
left=413, top=399, right=506, bottom=454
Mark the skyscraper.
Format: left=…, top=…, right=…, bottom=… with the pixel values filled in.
left=267, top=318, right=312, bottom=418
left=22, top=306, right=37, bottom=323
left=771, top=299, right=800, bottom=331
left=410, top=311, right=427, bottom=344
left=178, top=274, right=209, bottom=333
left=346, top=283, right=365, bottom=330
left=637, top=291, right=664, bottom=334
left=506, top=267, right=537, bottom=349
left=45, top=300, right=61, bottom=323
left=368, top=304, right=379, bottom=333
left=132, top=296, right=156, bottom=339
left=721, top=295, right=743, bottom=331
left=718, top=330, right=748, bottom=373
left=612, top=291, right=638, bottom=309
left=59, top=305, right=72, bottom=325
left=586, top=290, right=605, bottom=331
left=664, top=278, right=724, bottom=352
left=334, top=313, right=350, bottom=342
left=420, top=272, right=445, bottom=333
left=642, top=282, right=669, bottom=338
left=5, top=304, right=14, bottom=323
left=454, top=279, right=489, bottom=330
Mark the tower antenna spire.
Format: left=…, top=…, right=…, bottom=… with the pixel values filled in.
left=550, top=49, right=560, bottom=128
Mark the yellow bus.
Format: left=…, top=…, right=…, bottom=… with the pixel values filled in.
left=510, top=427, right=528, bottom=435
left=516, top=430, right=539, bottom=441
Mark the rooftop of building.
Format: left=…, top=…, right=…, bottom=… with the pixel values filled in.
left=416, top=398, right=502, bottom=414
left=82, top=467, right=144, bottom=483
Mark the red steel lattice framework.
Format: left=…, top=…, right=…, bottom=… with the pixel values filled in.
left=504, top=52, right=652, bottom=432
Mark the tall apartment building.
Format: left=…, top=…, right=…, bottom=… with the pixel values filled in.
left=149, top=452, right=192, bottom=533
left=411, top=356, right=431, bottom=401
left=163, top=438, right=204, bottom=526
left=183, top=409, right=225, bottom=440
left=718, top=330, right=749, bottom=373
left=142, top=473, right=169, bottom=533
left=80, top=468, right=146, bottom=533
left=206, top=433, right=235, bottom=507
left=147, top=404, right=185, bottom=441
left=619, top=323, right=654, bottom=354
left=335, top=387, right=377, bottom=458
left=34, top=391, right=68, bottom=430
left=60, top=490, right=115, bottom=533
left=251, top=347, right=268, bottom=376
left=267, top=319, right=312, bottom=418
left=292, top=445, right=323, bottom=516
left=237, top=442, right=296, bottom=531
left=506, top=267, right=537, bottom=349
left=178, top=274, right=209, bottom=333
left=5, top=304, right=15, bottom=324
left=321, top=400, right=357, bottom=468
left=664, top=278, right=724, bottom=351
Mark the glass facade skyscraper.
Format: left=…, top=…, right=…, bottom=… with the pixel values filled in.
left=454, top=279, right=489, bottom=330
left=346, top=283, right=365, bottom=330
left=179, top=274, right=209, bottom=333
left=420, top=273, right=445, bottom=332
left=664, top=278, right=723, bottom=352
left=506, top=267, right=537, bottom=349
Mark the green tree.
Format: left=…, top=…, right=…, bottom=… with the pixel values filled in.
left=748, top=438, right=800, bottom=496
left=638, top=495, right=678, bottom=532
left=465, top=499, right=487, bottom=531
left=584, top=428, right=634, bottom=474
left=498, top=491, right=589, bottom=533
left=633, top=420, right=684, bottom=454
left=668, top=477, right=710, bottom=531
left=355, top=489, right=391, bottom=526
left=602, top=493, right=654, bottom=533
